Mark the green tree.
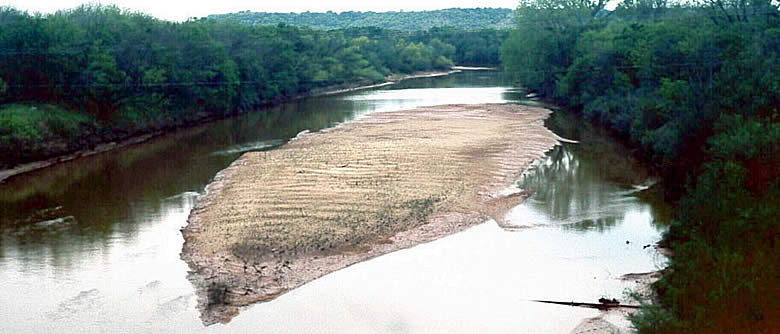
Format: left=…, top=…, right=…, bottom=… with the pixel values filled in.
left=0, top=78, right=7, bottom=100
left=502, top=0, right=607, bottom=96
left=81, top=42, right=128, bottom=118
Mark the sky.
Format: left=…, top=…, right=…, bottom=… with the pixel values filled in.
left=3, top=0, right=521, bottom=22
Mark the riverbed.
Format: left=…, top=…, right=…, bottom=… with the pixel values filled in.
left=0, top=71, right=667, bottom=333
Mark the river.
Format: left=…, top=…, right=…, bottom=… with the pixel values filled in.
left=0, top=71, right=667, bottom=333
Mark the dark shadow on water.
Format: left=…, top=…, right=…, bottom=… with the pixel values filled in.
left=503, top=110, right=669, bottom=233
left=564, top=216, right=620, bottom=233
left=0, top=85, right=369, bottom=265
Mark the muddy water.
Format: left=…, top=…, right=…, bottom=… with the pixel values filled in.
left=0, top=71, right=666, bottom=333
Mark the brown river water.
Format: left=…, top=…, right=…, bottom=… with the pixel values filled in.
left=0, top=71, right=667, bottom=333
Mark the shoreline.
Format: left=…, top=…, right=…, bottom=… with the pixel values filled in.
left=451, top=66, right=498, bottom=71
left=0, top=69, right=461, bottom=183
left=312, top=70, right=461, bottom=97
left=0, top=132, right=157, bottom=184
left=181, top=103, right=561, bottom=325
left=567, top=269, right=665, bottom=334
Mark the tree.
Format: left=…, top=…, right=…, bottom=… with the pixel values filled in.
left=0, top=77, right=8, bottom=103
left=701, top=0, right=779, bottom=25
left=81, top=42, right=128, bottom=118
left=502, top=0, right=608, bottom=96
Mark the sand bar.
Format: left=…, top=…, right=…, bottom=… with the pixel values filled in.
left=181, top=103, right=560, bottom=324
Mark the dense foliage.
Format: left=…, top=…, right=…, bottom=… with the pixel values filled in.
left=0, top=5, right=460, bottom=167
left=502, top=0, right=778, bottom=332
left=410, top=27, right=508, bottom=65
left=208, top=8, right=514, bottom=31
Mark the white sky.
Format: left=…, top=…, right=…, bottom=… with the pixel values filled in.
left=3, top=0, right=521, bottom=22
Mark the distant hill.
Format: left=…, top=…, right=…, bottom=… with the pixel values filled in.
left=208, top=8, right=514, bottom=31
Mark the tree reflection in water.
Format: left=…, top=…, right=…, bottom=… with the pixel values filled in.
left=505, top=143, right=656, bottom=233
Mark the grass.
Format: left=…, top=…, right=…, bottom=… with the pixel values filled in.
left=0, top=101, right=185, bottom=168
left=0, top=103, right=95, bottom=167
left=0, top=103, right=92, bottom=141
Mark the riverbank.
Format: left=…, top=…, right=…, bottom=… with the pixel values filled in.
left=308, top=70, right=461, bottom=97
left=181, top=103, right=561, bottom=325
left=0, top=69, right=462, bottom=183
left=451, top=66, right=498, bottom=71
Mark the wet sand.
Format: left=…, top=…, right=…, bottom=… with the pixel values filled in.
left=181, top=103, right=561, bottom=324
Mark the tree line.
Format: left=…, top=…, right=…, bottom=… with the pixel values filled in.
left=501, top=0, right=778, bottom=331
left=0, top=5, right=467, bottom=167
left=208, top=8, right=514, bottom=31
left=410, top=27, right=507, bottom=66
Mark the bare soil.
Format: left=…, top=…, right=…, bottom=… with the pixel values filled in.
left=181, top=103, right=561, bottom=325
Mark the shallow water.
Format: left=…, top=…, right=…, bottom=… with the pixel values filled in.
left=0, top=71, right=666, bottom=333
left=211, top=113, right=668, bottom=333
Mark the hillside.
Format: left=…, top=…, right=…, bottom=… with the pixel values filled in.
left=208, top=8, right=514, bottom=31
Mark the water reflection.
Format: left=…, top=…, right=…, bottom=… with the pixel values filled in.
left=392, top=70, right=510, bottom=90
left=0, top=71, right=668, bottom=333
left=504, top=110, right=666, bottom=233
left=567, top=216, right=620, bottom=233
left=0, top=80, right=462, bottom=254
left=508, top=145, right=633, bottom=231
left=0, top=71, right=539, bottom=332
left=0, top=71, right=509, bottom=250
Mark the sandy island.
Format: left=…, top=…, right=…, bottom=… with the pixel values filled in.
left=181, top=103, right=561, bottom=325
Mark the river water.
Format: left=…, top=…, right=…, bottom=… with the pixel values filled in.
left=0, top=71, right=667, bottom=333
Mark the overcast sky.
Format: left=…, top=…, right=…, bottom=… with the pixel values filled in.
left=4, top=0, right=520, bottom=22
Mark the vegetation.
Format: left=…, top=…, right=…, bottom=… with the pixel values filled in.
left=502, top=0, right=778, bottom=332
left=4, top=1, right=775, bottom=330
left=410, top=27, right=508, bottom=65
left=208, top=8, right=514, bottom=31
left=0, top=103, right=94, bottom=165
left=0, top=5, right=465, bottom=168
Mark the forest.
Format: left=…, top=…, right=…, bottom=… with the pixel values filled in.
left=409, top=27, right=508, bottom=66
left=1, top=2, right=777, bottom=331
left=208, top=7, right=514, bottom=31
left=0, top=5, right=504, bottom=168
left=501, top=0, right=778, bottom=332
